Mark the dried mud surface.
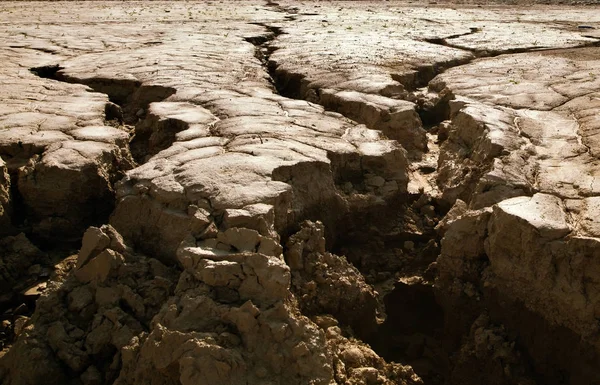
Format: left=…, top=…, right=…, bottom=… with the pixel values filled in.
left=0, top=1, right=600, bottom=385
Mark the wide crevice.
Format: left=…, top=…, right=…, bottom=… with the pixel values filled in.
left=246, top=11, right=458, bottom=384
left=29, top=64, right=63, bottom=79
left=397, top=56, right=474, bottom=92
left=374, top=279, right=448, bottom=385
left=57, top=76, right=176, bottom=126
left=22, top=66, right=137, bottom=243
left=31, top=64, right=176, bottom=126
left=244, top=21, right=455, bottom=381
left=130, top=114, right=189, bottom=164
left=415, top=92, right=453, bottom=129
left=325, top=184, right=450, bottom=384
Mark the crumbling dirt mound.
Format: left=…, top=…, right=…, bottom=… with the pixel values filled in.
left=0, top=224, right=422, bottom=385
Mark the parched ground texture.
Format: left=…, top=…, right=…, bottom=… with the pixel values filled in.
left=1, top=1, right=600, bottom=385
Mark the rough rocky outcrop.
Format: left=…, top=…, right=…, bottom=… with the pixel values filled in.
left=41, top=25, right=409, bottom=261
left=109, top=96, right=407, bottom=262
left=435, top=101, right=534, bottom=209
left=437, top=194, right=600, bottom=384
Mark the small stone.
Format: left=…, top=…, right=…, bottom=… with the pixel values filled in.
left=103, top=224, right=127, bottom=252
left=188, top=205, right=211, bottom=234
left=136, top=108, right=145, bottom=117
left=22, top=282, right=47, bottom=298
left=341, top=347, right=365, bottom=368
left=326, top=326, right=342, bottom=338
left=68, top=286, right=94, bottom=312
left=312, top=315, right=338, bottom=329
left=423, top=262, right=438, bottom=281
left=420, top=204, right=436, bottom=217
left=218, top=227, right=260, bottom=252
left=412, top=194, right=431, bottom=209
left=75, top=249, right=124, bottom=284
left=77, top=227, right=111, bottom=269
left=239, top=300, right=260, bottom=317
left=81, top=365, right=103, bottom=385
left=13, top=316, right=29, bottom=336
left=95, top=286, right=120, bottom=306
left=342, top=181, right=353, bottom=193
left=354, top=367, right=379, bottom=383
left=257, top=236, right=283, bottom=257
left=403, top=241, right=415, bottom=251
left=219, top=332, right=241, bottom=347
left=198, top=222, right=219, bottom=239
left=366, top=175, right=386, bottom=187
left=1, top=320, right=11, bottom=330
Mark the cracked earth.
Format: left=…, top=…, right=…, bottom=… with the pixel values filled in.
left=1, top=1, right=600, bottom=385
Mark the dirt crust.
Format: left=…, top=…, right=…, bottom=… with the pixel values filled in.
left=1, top=1, right=600, bottom=385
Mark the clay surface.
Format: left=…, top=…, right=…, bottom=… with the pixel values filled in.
left=0, top=1, right=599, bottom=385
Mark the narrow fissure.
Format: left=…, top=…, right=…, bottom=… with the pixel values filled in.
left=424, top=33, right=600, bottom=60
left=245, top=23, right=286, bottom=93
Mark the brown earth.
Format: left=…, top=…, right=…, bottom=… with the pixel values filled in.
left=0, top=1, right=599, bottom=384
